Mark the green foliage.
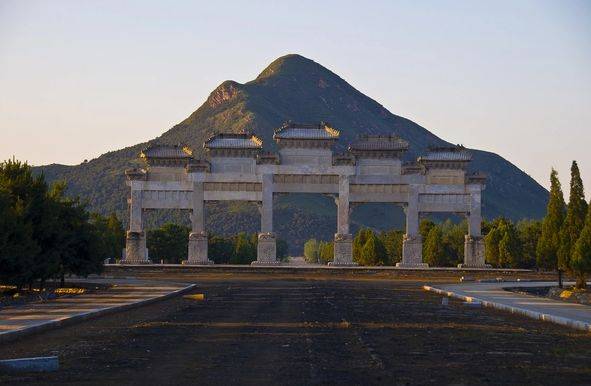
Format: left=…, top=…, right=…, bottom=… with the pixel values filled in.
left=231, top=232, right=257, bottom=264
left=208, top=235, right=234, bottom=264
left=147, top=223, right=190, bottom=264
left=353, top=228, right=371, bottom=263
left=424, top=227, right=445, bottom=266
left=91, top=212, right=125, bottom=261
left=558, top=161, right=587, bottom=271
left=0, top=159, right=106, bottom=289
left=484, top=218, right=528, bottom=268
left=276, top=238, right=289, bottom=262
left=572, top=203, right=591, bottom=289
left=303, top=238, right=320, bottom=263
left=536, top=169, right=566, bottom=269
left=516, top=219, right=542, bottom=269
left=379, top=230, right=403, bottom=265
left=318, top=241, right=334, bottom=264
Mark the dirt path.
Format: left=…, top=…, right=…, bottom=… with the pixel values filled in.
left=1, top=278, right=590, bottom=385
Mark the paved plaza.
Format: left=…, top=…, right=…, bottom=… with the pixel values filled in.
left=0, top=279, right=194, bottom=342
left=1, top=275, right=590, bottom=385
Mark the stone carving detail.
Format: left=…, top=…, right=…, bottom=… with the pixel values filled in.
left=121, top=231, right=151, bottom=264
left=204, top=182, right=262, bottom=192
left=273, top=174, right=339, bottom=184
left=419, top=194, right=469, bottom=204
left=459, top=235, right=490, bottom=268
left=330, top=233, right=357, bottom=266
left=350, top=184, right=408, bottom=194
left=252, top=232, right=281, bottom=265
left=396, top=234, right=428, bottom=268
left=183, top=231, right=213, bottom=265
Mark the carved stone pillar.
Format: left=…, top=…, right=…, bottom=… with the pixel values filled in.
left=397, top=185, right=428, bottom=267
left=329, top=175, right=356, bottom=266
left=183, top=181, right=212, bottom=265
left=459, top=188, right=490, bottom=268
left=122, top=182, right=150, bottom=264
left=252, top=232, right=280, bottom=265
left=253, top=174, right=279, bottom=265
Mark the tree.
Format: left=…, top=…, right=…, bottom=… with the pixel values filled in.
left=0, top=187, right=38, bottom=289
left=498, top=223, right=522, bottom=268
left=419, top=219, right=436, bottom=241
left=231, top=232, right=256, bottom=264
left=537, top=169, right=567, bottom=270
left=484, top=225, right=502, bottom=267
left=318, top=241, right=334, bottom=264
left=353, top=228, right=371, bottom=262
left=147, top=223, right=190, bottom=263
left=572, top=202, right=591, bottom=288
left=208, top=235, right=235, bottom=264
left=304, top=239, right=320, bottom=263
left=517, top=219, right=542, bottom=269
left=424, top=226, right=445, bottom=266
left=380, top=230, right=403, bottom=265
left=558, top=161, right=587, bottom=271
left=276, top=238, right=289, bottom=262
left=357, top=232, right=387, bottom=266
left=440, top=219, right=468, bottom=266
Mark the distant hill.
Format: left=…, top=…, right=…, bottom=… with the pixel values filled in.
left=36, top=54, right=548, bottom=253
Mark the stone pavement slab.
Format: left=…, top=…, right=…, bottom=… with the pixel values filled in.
left=0, top=279, right=195, bottom=342
left=424, top=281, right=591, bottom=331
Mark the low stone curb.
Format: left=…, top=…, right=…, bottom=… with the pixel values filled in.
left=0, top=283, right=196, bottom=344
left=423, top=285, right=591, bottom=332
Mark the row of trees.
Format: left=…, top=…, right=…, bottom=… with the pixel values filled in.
left=303, top=239, right=335, bottom=264
left=535, top=162, right=591, bottom=288
left=0, top=160, right=123, bottom=289
left=146, top=224, right=288, bottom=264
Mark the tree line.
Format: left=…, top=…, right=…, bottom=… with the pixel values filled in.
left=145, top=223, right=289, bottom=264
left=0, top=160, right=123, bottom=290
left=302, top=161, right=591, bottom=288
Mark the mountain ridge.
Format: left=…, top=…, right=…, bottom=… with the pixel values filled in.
left=35, top=54, right=548, bottom=251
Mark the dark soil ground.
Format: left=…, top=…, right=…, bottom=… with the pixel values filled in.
left=1, top=275, right=590, bottom=385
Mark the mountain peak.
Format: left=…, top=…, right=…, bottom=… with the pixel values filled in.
left=255, top=54, right=327, bottom=81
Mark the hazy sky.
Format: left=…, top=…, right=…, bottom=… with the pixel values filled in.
left=1, top=0, right=590, bottom=197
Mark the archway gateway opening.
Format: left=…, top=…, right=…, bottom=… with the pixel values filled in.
left=122, top=122, right=489, bottom=268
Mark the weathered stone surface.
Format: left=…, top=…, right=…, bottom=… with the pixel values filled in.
left=252, top=232, right=280, bottom=265
left=459, top=235, right=490, bottom=268
left=397, top=234, right=428, bottom=268
left=330, top=233, right=357, bottom=266
left=183, top=231, right=213, bottom=265
left=121, top=231, right=151, bottom=264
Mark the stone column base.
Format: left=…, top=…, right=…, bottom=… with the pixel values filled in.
left=121, top=231, right=151, bottom=264
left=252, top=232, right=280, bottom=265
left=183, top=231, right=213, bottom=265
left=459, top=235, right=490, bottom=268
left=329, top=233, right=357, bottom=266
left=396, top=234, right=428, bottom=268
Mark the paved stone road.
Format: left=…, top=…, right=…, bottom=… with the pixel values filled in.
left=1, top=278, right=590, bottom=385
left=0, top=279, right=193, bottom=341
left=425, top=281, right=591, bottom=331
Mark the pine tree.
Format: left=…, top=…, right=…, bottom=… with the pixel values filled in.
left=558, top=161, right=587, bottom=271
left=572, top=201, right=591, bottom=288
left=484, top=226, right=502, bottom=267
left=303, top=239, right=319, bottom=263
left=498, top=223, right=522, bottom=268
left=424, top=226, right=445, bottom=266
left=537, top=168, right=566, bottom=270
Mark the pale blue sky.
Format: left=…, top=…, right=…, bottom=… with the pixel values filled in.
left=1, top=0, right=590, bottom=196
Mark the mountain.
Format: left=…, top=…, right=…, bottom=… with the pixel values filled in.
left=36, top=54, right=548, bottom=253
